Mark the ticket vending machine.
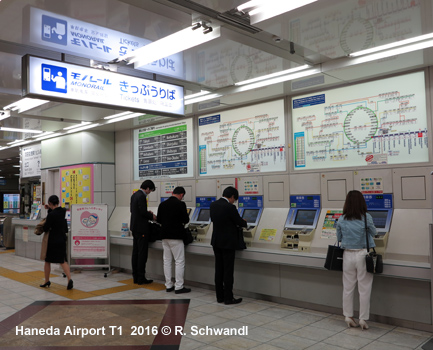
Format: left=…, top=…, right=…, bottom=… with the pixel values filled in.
left=365, top=194, right=393, bottom=255
left=281, top=195, right=321, bottom=252
left=238, top=196, right=263, bottom=247
left=188, top=197, right=215, bottom=242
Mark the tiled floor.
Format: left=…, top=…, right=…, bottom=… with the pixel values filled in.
left=0, top=249, right=432, bottom=350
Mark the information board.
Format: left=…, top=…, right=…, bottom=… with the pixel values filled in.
left=24, top=56, right=184, bottom=116
left=133, top=119, right=193, bottom=179
left=70, top=204, right=108, bottom=259
left=292, top=72, right=428, bottom=170
left=198, top=100, right=286, bottom=176
left=21, top=143, right=41, bottom=178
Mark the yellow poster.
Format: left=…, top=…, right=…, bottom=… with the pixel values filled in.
left=259, top=229, right=277, bottom=242
left=60, top=164, right=94, bottom=205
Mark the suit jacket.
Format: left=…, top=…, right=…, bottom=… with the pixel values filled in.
left=210, top=198, right=247, bottom=249
left=157, top=196, right=190, bottom=240
left=130, top=190, right=154, bottom=233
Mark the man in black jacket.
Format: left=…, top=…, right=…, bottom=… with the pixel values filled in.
left=130, top=180, right=156, bottom=285
left=157, top=186, right=191, bottom=294
left=210, top=186, right=247, bottom=305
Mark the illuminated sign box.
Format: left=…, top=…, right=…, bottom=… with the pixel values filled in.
left=24, top=6, right=184, bottom=79
left=22, top=55, right=184, bottom=117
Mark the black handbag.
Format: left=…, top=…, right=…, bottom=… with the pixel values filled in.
left=236, top=227, right=247, bottom=250
left=148, top=221, right=162, bottom=242
left=365, top=215, right=383, bottom=274
left=183, top=227, right=194, bottom=245
left=324, top=242, right=344, bottom=271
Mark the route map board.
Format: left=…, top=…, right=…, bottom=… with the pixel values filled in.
left=133, top=119, right=193, bottom=179
left=292, top=72, right=428, bottom=171
left=198, top=100, right=286, bottom=176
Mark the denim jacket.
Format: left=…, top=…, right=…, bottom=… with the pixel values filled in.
left=336, top=213, right=376, bottom=250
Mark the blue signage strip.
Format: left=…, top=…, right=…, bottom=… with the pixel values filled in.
left=195, top=197, right=216, bottom=208
left=293, top=94, right=325, bottom=109
left=364, top=194, right=393, bottom=209
left=199, top=114, right=221, bottom=126
left=238, top=196, right=263, bottom=208
left=24, top=56, right=184, bottom=116
left=290, top=195, right=321, bottom=208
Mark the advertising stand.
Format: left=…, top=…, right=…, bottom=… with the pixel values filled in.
left=69, top=204, right=111, bottom=277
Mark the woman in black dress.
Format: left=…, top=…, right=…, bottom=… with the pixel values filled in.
left=40, top=195, right=73, bottom=290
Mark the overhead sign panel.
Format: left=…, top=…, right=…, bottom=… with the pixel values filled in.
left=25, top=6, right=184, bottom=79
left=23, top=55, right=184, bottom=116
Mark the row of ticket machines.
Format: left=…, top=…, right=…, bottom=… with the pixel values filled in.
left=166, top=194, right=393, bottom=254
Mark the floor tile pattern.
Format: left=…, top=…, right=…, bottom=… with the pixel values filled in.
left=0, top=248, right=432, bottom=350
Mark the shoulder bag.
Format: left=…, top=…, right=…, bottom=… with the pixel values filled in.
left=236, top=227, right=247, bottom=250
left=34, top=218, right=46, bottom=235
left=183, top=226, right=194, bottom=245
left=148, top=221, right=162, bottom=242
left=324, top=241, right=344, bottom=271
left=365, top=215, right=383, bottom=274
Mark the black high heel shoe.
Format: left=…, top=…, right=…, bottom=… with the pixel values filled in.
left=67, top=279, right=73, bottom=290
left=40, top=281, right=51, bottom=288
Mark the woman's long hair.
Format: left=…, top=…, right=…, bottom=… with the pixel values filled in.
left=342, top=190, right=367, bottom=220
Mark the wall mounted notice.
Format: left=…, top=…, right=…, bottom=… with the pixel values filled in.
left=133, top=119, right=193, bottom=179
left=198, top=100, right=286, bottom=176
left=60, top=164, right=94, bottom=205
left=21, top=143, right=41, bottom=178
left=292, top=72, right=428, bottom=170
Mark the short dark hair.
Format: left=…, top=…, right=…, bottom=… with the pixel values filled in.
left=222, top=186, right=239, bottom=200
left=48, top=195, right=60, bottom=206
left=173, top=186, right=186, bottom=195
left=343, top=190, right=367, bottom=220
left=140, top=180, right=155, bottom=191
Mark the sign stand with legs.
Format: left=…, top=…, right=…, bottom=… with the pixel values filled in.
left=68, top=204, right=111, bottom=277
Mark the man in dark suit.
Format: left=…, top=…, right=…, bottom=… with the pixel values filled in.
left=130, top=180, right=156, bottom=285
left=210, top=186, right=247, bottom=305
left=157, top=186, right=191, bottom=294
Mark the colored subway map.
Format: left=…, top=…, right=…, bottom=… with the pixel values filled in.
left=198, top=100, right=286, bottom=176
left=292, top=72, right=428, bottom=170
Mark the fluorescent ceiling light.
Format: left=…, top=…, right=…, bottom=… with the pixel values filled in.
left=35, top=133, right=62, bottom=141
left=115, top=24, right=220, bottom=69
left=184, top=90, right=210, bottom=100
left=184, top=93, right=222, bottom=105
left=350, top=39, right=433, bottom=64
left=12, top=165, right=20, bottom=168
left=0, top=110, right=10, bottom=121
left=237, top=67, right=321, bottom=92
left=10, top=141, right=32, bottom=147
left=63, top=122, right=92, bottom=130
left=235, top=65, right=311, bottom=86
left=3, top=98, right=49, bottom=113
left=0, top=127, right=43, bottom=134
left=240, top=0, right=318, bottom=24
left=7, top=139, right=25, bottom=145
left=66, top=123, right=100, bottom=133
left=106, top=113, right=143, bottom=123
left=350, top=32, right=433, bottom=57
left=103, top=111, right=134, bottom=120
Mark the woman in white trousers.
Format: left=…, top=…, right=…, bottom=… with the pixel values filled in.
left=336, top=190, right=377, bottom=330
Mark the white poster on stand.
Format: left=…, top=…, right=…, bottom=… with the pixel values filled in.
left=70, top=204, right=108, bottom=259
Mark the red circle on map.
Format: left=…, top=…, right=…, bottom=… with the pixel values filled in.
left=365, top=155, right=373, bottom=162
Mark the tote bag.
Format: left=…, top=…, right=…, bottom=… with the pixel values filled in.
left=324, top=242, right=343, bottom=271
